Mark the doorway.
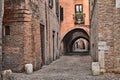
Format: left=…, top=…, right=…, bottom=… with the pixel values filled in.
left=52, top=31, right=55, bottom=61
left=40, top=24, right=45, bottom=65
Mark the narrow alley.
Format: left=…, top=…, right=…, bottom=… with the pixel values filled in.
left=7, top=54, right=119, bottom=80
left=1, top=0, right=120, bottom=80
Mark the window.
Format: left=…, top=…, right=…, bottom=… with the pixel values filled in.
left=75, top=4, right=83, bottom=13
left=74, top=4, right=84, bottom=24
left=49, top=0, right=53, bottom=8
left=5, top=26, right=10, bottom=35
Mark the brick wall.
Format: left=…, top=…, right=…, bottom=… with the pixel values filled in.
left=0, top=0, right=3, bottom=78
left=90, top=0, right=120, bottom=73
left=2, top=0, right=60, bottom=72
left=113, top=2, right=120, bottom=73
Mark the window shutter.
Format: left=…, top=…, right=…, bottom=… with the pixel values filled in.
left=56, top=0, right=59, bottom=17
left=60, top=6, right=63, bottom=21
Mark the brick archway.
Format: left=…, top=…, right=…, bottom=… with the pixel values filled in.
left=61, top=27, right=90, bottom=54
left=70, top=37, right=89, bottom=51
left=61, top=27, right=89, bottom=42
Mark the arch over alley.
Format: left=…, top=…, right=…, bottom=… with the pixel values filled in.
left=60, top=28, right=90, bottom=55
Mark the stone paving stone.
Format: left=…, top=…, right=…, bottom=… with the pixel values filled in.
left=7, top=55, right=120, bottom=80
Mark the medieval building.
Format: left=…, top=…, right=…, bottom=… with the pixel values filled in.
left=0, top=0, right=120, bottom=79
left=60, top=0, right=90, bottom=55
left=1, top=0, right=60, bottom=73
left=90, top=0, right=120, bottom=73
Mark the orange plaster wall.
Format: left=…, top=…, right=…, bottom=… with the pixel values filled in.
left=60, top=0, right=90, bottom=38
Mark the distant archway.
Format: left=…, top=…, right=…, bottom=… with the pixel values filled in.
left=72, top=38, right=89, bottom=52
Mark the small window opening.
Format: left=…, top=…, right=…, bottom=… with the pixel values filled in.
left=5, top=26, right=10, bottom=35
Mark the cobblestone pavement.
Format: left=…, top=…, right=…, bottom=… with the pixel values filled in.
left=7, top=55, right=120, bottom=80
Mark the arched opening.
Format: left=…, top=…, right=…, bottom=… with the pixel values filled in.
left=61, top=28, right=89, bottom=55
left=72, top=38, right=89, bottom=52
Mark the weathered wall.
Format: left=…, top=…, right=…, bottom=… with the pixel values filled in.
left=97, top=0, right=115, bottom=72
left=2, top=0, right=42, bottom=72
left=2, top=0, right=60, bottom=72
left=90, top=0, right=120, bottom=73
left=0, top=0, right=3, bottom=78
left=47, top=0, right=60, bottom=63
left=114, top=3, right=120, bottom=73
left=90, top=0, right=98, bottom=61
left=3, top=0, right=25, bottom=72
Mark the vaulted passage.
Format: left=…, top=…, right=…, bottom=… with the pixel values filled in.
left=72, top=38, right=89, bottom=52
left=61, top=28, right=90, bottom=55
